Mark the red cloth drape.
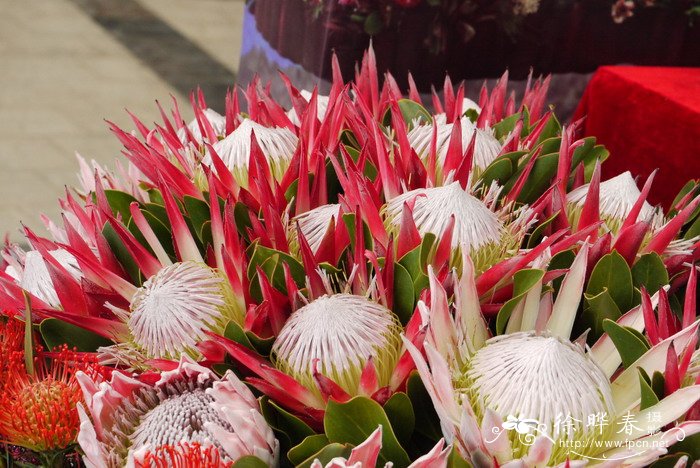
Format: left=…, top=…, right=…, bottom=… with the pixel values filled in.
left=573, top=66, right=700, bottom=208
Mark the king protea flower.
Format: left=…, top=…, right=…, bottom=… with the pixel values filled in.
left=382, top=181, right=533, bottom=272
left=289, top=203, right=342, bottom=254
left=567, top=171, right=662, bottom=234
left=287, top=90, right=330, bottom=126
left=76, top=356, right=279, bottom=467
left=177, top=108, right=226, bottom=144
left=310, top=426, right=451, bottom=468
left=204, top=118, right=298, bottom=185
left=0, top=343, right=106, bottom=460
left=407, top=115, right=502, bottom=178
left=3, top=248, right=81, bottom=309
left=405, top=248, right=700, bottom=466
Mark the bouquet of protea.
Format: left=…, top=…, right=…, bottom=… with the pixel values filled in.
left=0, top=48, right=699, bottom=467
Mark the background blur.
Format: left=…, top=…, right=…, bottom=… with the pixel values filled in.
left=0, top=0, right=244, bottom=240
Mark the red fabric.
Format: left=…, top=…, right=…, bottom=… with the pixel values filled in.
left=573, top=66, right=700, bottom=208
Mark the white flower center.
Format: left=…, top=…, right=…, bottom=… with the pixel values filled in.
left=567, top=171, right=658, bottom=228
left=384, top=182, right=504, bottom=250
left=291, top=204, right=341, bottom=253
left=205, top=119, right=297, bottom=183
left=131, top=388, right=232, bottom=450
left=128, top=261, right=240, bottom=359
left=407, top=116, right=501, bottom=171
left=272, top=294, right=402, bottom=393
left=466, top=333, right=614, bottom=442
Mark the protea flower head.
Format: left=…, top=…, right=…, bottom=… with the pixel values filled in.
left=272, top=293, right=403, bottom=395
left=204, top=118, right=298, bottom=185
left=76, top=356, right=279, bottom=467
left=567, top=171, right=661, bottom=234
left=289, top=203, right=342, bottom=254
left=382, top=182, right=532, bottom=272
left=177, top=108, right=226, bottom=144
left=407, top=115, right=502, bottom=177
left=406, top=249, right=700, bottom=466
left=0, top=344, right=106, bottom=456
left=3, top=248, right=81, bottom=309
left=310, top=426, right=451, bottom=468
left=115, top=261, right=242, bottom=362
left=287, top=90, right=330, bottom=126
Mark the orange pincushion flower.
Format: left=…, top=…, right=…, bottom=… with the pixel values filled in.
left=0, top=344, right=105, bottom=452
left=0, top=318, right=23, bottom=388
left=133, top=442, right=233, bottom=468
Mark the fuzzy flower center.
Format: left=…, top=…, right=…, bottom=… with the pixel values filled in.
left=385, top=182, right=503, bottom=250
left=464, top=333, right=614, bottom=461
left=567, top=171, right=659, bottom=232
left=131, top=389, right=232, bottom=450
left=272, top=294, right=402, bottom=394
left=205, top=119, right=297, bottom=184
left=407, top=116, right=502, bottom=172
left=128, top=261, right=241, bottom=359
left=290, top=204, right=341, bottom=254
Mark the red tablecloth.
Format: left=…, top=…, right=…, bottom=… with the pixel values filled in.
left=573, top=66, right=700, bottom=208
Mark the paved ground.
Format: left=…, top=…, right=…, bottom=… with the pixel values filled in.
left=0, top=0, right=244, bottom=241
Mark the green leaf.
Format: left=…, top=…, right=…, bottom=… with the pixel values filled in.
left=582, top=289, right=622, bottom=340
left=297, top=443, right=353, bottom=468
left=632, top=253, right=669, bottom=296
left=259, top=397, right=315, bottom=453
left=223, top=320, right=255, bottom=350
left=104, top=190, right=139, bottom=223
left=363, top=11, right=382, bottom=35
left=479, top=158, right=514, bottom=190
left=669, top=180, right=699, bottom=217
left=231, top=456, right=268, bottom=468
left=247, top=244, right=306, bottom=291
left=587, top=252, right=634, bottom=314
left=526, top=212, right=558, bottom=249
left=325, top=397, right=411, bottom=468
left=637, top=368, right=660, bottom=410
left=496, top=269, right=545, bottom=335
left=393, top=263, right=415, bottom=325
left=383, top=392, right=415, bottom=445
left=183, top=195, right=211, bottom=241
left=602, top=319, right=650, bottom=368
left=40, top=318, right=113, bottom=352
left=406, top=372, right=442, bottom=440
left=665, top=432, right=700, bottom=460
left=288, top=435, right=331, bottom=466
left=492, top=112, right=521, bottom=139
left=382, top=99, right=432, bottom=128
left=514, top=152, right=560, bottom=204
left=102, top=222, right=142, bottom=285
left=651, top=371, right=666, bottom=400
left=447, top=446, right=473, bottom=468
left=649, top=453, right=693, bottom=468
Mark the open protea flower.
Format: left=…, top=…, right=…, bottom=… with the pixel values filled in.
left=0, top=343, right=106, bottom=462
left=382, top=181, right=533, bottom=272
left=405, top=249, right=700, bottom=466
left=177, top=108, right=226, bottom=144
left=407, top=116, right=502, bottom=177
left=76, top=356, right=278, bottom=467
left=3, top=248, right=81, bottom=309
left=204, top=118, right=298, bottom=185
left=103, top=261, right=242, bottom=364
left=272, top=293, right=403, bottom=396
left=310, top=426, right=451, bottom=468
left=567, top=171, right=662, bottom=234
left=288, top=203, right=342, bottom=255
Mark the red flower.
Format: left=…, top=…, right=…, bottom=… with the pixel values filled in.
left=0, top=343, right=106, bottom=453
left=134, top=442, right=232, bottom=468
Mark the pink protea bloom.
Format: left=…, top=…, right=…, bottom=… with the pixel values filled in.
left=310, top=426, right=450, bottom=468
left=76, top=357, right=279, bottom=467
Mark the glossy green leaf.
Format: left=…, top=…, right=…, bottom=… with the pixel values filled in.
left=183, top=195, right=211, bottom=241
left=393, top=263, right=415, bottom=325
left=602, top=319, right=650, bottom=368
left=382, top=99, right=432, bottom=128
left=288, top=434, right=330, bottom=466
left=637, top=368, right=660, bottom=410
left=582, top=289, right=622, bottom=340
left=102, top=222, right=142, bottom=285
left=383, top=392, right=415, bottom=445
left=632, top=253, right=669, bottom=296
left=223, top=320, right=255, bottom=351
left=479, top=158, right=514, bottom=190
left=297, top=443, right=353, bottom=468
left=259, top=396, right=315, bottom=456
left=231, top=456, right=268, bottom=468
left=325, top=397, right=411, bottom=468
left=40, top=318, right=113, bottom=352
left=587, top=252, right=634, bottom=314
left=406, top=372, right=442, bottom=441
left=492, top=112, right=521, bottom=139
left=103, top=190, right=139, bottom=223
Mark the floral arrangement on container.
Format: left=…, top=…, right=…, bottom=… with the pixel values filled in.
left=1, top=48, right=700, bottom=467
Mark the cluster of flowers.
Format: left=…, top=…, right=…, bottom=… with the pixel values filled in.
left=0, top=48, right=699, bottom=467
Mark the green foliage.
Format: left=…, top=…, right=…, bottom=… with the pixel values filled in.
left=40, top=318, right=113, bottom=352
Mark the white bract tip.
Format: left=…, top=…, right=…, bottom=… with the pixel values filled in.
left=128, top=261, right=241, bottom=359
left=5, top=249, right=81, bottom=308
left=177, top=108, right=226, bottom=143
left=272, top=294, right=402, bottom=394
